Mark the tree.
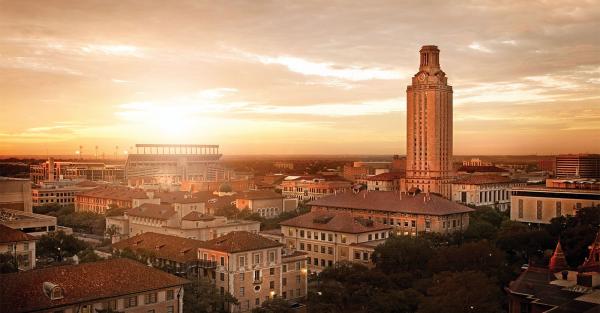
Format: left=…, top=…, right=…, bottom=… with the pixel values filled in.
left=464, top=220, right=498, bottom=241
left=418, top=271, right=502, bottom=313
left=367, top=288, right=422, bottom=313
left=77, top=248, right=102, bottom=263
left=0, top=252, right=18, bottom=273
left=427, top=241, right=505, bottom=277
left=546, top=206, right=600, bottom=267
left=37, top=231, right=88, bottom=261
left=252, top=298, right=293, bottom=313
left=372, top=235, right=433, bottom=275
left=184, top=278, right=238, bottom=313
left=214, top=204, right=239, bottom=218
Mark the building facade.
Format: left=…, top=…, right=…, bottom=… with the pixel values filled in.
left=280, top=211, right=392, bottom=272
left=308, top=190, right=473, bottom=235
left=0, top=258, right=188, bottom=313
left=405, top=45, right=454, bottom=198
left=0, top=224, right=37, bottom=271
left=196, top=231, right=307, bottom=312
left=30, top=158, right=124, bottom=184
left=32, top=180, right=98, bottom=208
left=510, top=181, right=600, bottom=224
left=555, top=154, right=600, bottom=179
left=366, top=172, right=405, bottom=192
left=75, top=186, right=156, bottom=214
left=281, top=176, right=352, bottom=202
left=0, top=208, right=59, bottom=236
left=451, top=175, right=525, bottom=211
left=0, top=177, right=32, bottom=213
left=235, top=190, right=297, bottom=218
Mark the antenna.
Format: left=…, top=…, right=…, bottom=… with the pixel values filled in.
left=95, top=145, right=99, bottom=159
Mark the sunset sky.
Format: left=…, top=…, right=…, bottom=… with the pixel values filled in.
left=1, top=1, right=599, bottom=156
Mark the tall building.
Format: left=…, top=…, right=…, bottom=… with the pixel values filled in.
left=405, top=45, right=454, bottom=198
left=0, top=177, right=32, bottom=213
left=555, top=154, right=600, bottom=179
left=30, top=158, right=125, bottom=184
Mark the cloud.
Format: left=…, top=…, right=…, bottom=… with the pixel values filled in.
left=468, top=42, right=493, bottom=53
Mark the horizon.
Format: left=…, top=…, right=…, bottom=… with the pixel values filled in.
left=1, top=1, right=599, bottom=155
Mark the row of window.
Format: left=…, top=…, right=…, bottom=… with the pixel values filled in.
left=310, top=257, right=334, bottom=267
left=299, top=242, right=334, bottom=254
left=517, top=200, right=583, bottom=220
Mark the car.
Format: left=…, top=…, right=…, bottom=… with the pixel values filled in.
left=521, top=264, right=529, bottom=271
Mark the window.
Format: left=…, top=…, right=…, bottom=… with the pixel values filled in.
left=321, top=246, right=325, bottom=254
left=283, top=277, right=287, bottom=286
left=300, top=242, right=305, bottom=250
left=577, top=203, right=582, bottom=209
left=314, top=258, right=318, bottom=265
left=220, top=287, right=224, bottom=295
left=321, top=233, right=325, bottom=240
left=270, top=267, right=275, bottom=275
left=106, top=300, right=117, bottom=310
left=341, top=235, right=347, bottom=244
left=254, top=270, right=261, bottom=281
left=167, top=306, right=174, bottom=313
left=240, top=272, right=245, bottom=281
left=220, top=272, right=225, bottom=281
left=556, top=202, right=562, bottom=217
left=255, top=298, right=260, bottom=305
left=125, top=296, right=137, bottom=308
left=296, top=274, right=301, bottom=283
left=327, top=247, right=333, bottom=255
left=313, top=244, right=318, bottom=252
left=253, top=253, right=261, bottom=265
left=536, top=201, right=543, bottom=220
left=167, top=289, right=174, bottom=300
left=327, top=260, right=333, bottom=267
left=411, top=220, right=416, bottom=227
left=368, top=234, right=372, bottom=240
left=321, top=259, right=325, bottom=267
left=220, top=256, right=225, bottom=266
left=269, top=251, right=275, bottom=263
left=145, top=292, right=157, bottom=304
left=354, top=252, right=361, bottom=260
left=307, top=231, right=311, bottom=238
left=300, top=230, right=305, bottom=237
left=307, top=243, right=312, bottom=251
left=239, top=255, right=246, bottom=267
left=23, top=242, right=29, bottom=251
left=240, top=287, right=245, bottom=297
left=282, top=264, right=287, bottom=272
left=270, top=281, right=275, bottom=289
left=328, top=234, right=333, bottom=241
left=296, top=261, right=301, bottom=270
left=425, top=220, right=431, bottom=230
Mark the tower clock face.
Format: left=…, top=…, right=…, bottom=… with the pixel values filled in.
left=418, top=72, right=427, bottom=82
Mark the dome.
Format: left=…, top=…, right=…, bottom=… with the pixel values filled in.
left=218, top=183, right=232, bottom=193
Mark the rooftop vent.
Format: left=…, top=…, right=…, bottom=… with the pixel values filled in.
left=313, top=216, right=334, bottom=224
left=42, top=282, right=64, bottom=300
left=355, top=218, right=374, bottom=227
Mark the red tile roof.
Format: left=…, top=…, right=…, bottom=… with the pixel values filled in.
left=237, top=190, right=283, bottom=200
left=0, top=225, right=36, bottom=244
left=156, top=191, right=203, bottom=204
left=452, top=174, right=515, bottom=185
left=182, top=211, right=216, bottom=221
left=367, top=172, right=405, bottom=181
left=457, top=165, right=508, bottom=173
left=112, top=232, right=204, bottom=263
left=308, top=191, right=474, bottom=216
left=126, top=203, right=176, bottom=220
left=280, top=211, right=392, bottom=234
left=0, top=258, right=189, bottom=313
left=78, top=185, right=149, bottom=201
left=199, top=231, right=283, bottom=253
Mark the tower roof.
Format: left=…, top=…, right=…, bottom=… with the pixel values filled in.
left=549, top=241, right=568, bottom=273
left=580, top=229, right=600, bottom=272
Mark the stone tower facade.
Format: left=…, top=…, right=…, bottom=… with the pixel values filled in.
left=405, top=45, right=454, bottom=198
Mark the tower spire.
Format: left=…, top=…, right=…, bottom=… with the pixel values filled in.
left=549, top=241, right=568, bottom=273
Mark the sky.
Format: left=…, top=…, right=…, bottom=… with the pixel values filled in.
left=0, top=0, right=599, bottom=156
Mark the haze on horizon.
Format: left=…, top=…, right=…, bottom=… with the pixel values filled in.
left=1, top=0, right=599, bottom=156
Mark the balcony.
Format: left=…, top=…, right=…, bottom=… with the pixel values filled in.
left=197, top=259, right=217, bottom=268
left=253, top=278, right=263, bottom=284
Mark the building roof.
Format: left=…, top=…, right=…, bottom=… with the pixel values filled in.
left=112, top=232, right=204, bottom=263
left=308, top=191, right=474, bottom=216
left=280, top=211, right=392, bottom=234
left=156, top=191, right=202, bottom=204
left=367, top=172, right=405, bottom=181
left=182, top=211, right=216, bottom=221
left=0, top=224, right=36, bottom=244
left=457, top=165, right=508, bottom=173
left=0, top=258, right=189, bottom=313
left=126, top=203, right=176, bottom=220
left=77, top=185, right=149, bottom=201
left=452, top=174, right=515, bottom=185
left=237, top=190, right=283, bottom=200
left=199, top=231, right=283, bottom=253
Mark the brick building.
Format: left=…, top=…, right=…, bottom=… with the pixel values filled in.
left=281, top=176, right=352, bottom=202
left=196, top=231, right=307, bottom=312
left=235, top=190, right=297, bottom=218
left=451, top=174, right=525, bottom=211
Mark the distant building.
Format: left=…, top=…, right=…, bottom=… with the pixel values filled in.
left=309, top=190, right=473, bottom=235
left=462, top=157, right=492, bottom=167
left=279, top=211, right=392, bottom=272
left=107, top=202, right=260, bottom=242
left=181, top=179, right=254, bottom=193
left=366, top=172, right=405, bottom=192
left=30, top=158, right=124, bottom=184
left=538, top=159, right=555, bottom=173
left=0, top=208, right=60, bottom=236
left=510, top=179, right=600, bottom=224
left=0, top=224, right=37, bottom=271
left=456, top=165, right=509, bottom=176
left=75, top=185, right=157, bottom=214
left=235, top=190, right=297, bottom=218
left=281, top=176, right=352, bottom=201
left=273, top=161, right=294, bottom=170
left=505, top=232, right=600, bottom=312
left=555, top=154, right=600, bottom=179
left=32, top=180, right=98, bottom=208
left=125, top=143, right=225, bottom=186
left=196, top=231, right=308, bottom=312
left=0, top=258, right=188, bottom=313
left=451, top=175, right=525, bottom=211
left=342, top=162, right=392, bottom=184
left=0, top=177, right=32, bottom=213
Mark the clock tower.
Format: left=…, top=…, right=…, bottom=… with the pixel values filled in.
left=405, top=45, right=454, bottom=198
